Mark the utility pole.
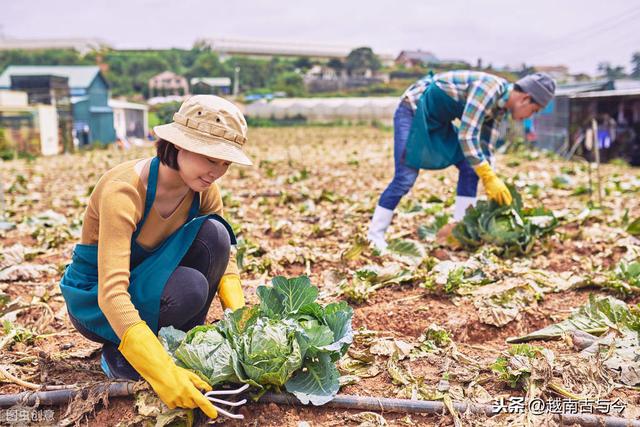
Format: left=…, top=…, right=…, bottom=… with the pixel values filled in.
left=233, top=67, right=240, bottom=97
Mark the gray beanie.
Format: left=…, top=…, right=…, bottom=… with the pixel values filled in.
left=515, top=72, right=556, bottom=107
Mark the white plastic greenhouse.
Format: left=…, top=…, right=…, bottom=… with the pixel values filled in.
left=245, top=97, right=399, bottom=124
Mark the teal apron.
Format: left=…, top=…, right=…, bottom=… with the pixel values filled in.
left=404, top=82, right=467, bottom=170
left=60, top=157, right=236, bottom=344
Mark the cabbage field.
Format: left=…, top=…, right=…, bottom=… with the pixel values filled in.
left=1, top=125, right=640, bottom=426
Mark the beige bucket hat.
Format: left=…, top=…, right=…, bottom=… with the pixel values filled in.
left=154, top=95, right=252, bottom=166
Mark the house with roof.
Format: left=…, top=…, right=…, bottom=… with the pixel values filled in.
left=395, top=50, right=440, bottom=67
left=190, top=77, right=232, bottom=95
left=148, top=71, right=189, bottom=98
left=0, top=65, right=116, bottom=145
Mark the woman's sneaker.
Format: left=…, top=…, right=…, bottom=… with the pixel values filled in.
left=100, top=344, right=141, bottom=380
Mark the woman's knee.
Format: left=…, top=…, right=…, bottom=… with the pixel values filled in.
left=198, top=219, right=231, bottom=257
left=69, top=314, right=109, bottom=344
left=159, top=267, right=209, bottom=328
left=162, top=267, right=209, bottom=310
left=181, top=219, right=231, bottom=275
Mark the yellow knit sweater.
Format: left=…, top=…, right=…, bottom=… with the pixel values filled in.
left=80, top=158, right=239, bottom=339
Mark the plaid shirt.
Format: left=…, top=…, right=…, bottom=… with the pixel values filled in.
left=402, top=70, right=512, bottom=166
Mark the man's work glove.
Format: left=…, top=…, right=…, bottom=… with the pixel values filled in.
left=218, top=275, right=245, bottom=311
left=118, top=321, right=218, bottom=419
left=473, top=161, right=513, bottom=206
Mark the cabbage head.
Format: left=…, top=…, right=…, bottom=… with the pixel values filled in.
left=172, top=325, right=241, bottom=385
left=237, top=317, right=303, bottom=387
left=452, top=186, right=557, bottom=257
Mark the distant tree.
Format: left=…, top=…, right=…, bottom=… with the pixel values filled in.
left=327, top=58, right=344, bottom=72
left=192, top=39, right=212, bottom=52
left=0, top=49, right=88, bottom=73
left=273, top=71, right=305, bottom=96
left=163, top=48, right=190, bottom=75
left=151, top=102, right=182, bottom=125
left=225, top=56, right=271, bottom=90
left=597, top=61, right=626, bottom=80
left=345, top=47, right=381, bottom=76
left=187, top=51, right=226, bottom=78
left=631, top=52, right=640, bottom=79
left=124, top=54, right=170, bottom=97
left=293, top=57, right=312, bottom=70
left=517, top=63, right=536, bottom=78
left=573, top=73, right=592, bottom=82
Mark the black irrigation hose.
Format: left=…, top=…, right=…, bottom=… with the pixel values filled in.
left=0, top=382, right=135, bottom=407
left=0, top=383, right=638, bottom=427
left=259, top=393, right=640, bottom=427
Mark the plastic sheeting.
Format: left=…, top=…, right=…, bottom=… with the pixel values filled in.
left=245, top=97, right=398, bottom=123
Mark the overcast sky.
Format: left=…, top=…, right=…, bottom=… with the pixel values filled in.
left=3, top=0, right=640, bottom=75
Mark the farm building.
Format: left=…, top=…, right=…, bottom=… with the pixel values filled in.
left=190, top=77, right=232, bottom=95
left=0, top=89, right=60, bottom=156
left=148, top=71, right=189, bottom=98
left=108, top=99, right=149, bottom=147
left=533, top=79, right=640, bottom=166
left=395, top=50, right=440, bottom=67
left=4, top=74, right=73, bottom=152
left=0, top=65, right=116, bottom=146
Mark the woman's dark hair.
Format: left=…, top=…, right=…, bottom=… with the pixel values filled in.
left=156, top=139, right=180, bottom=170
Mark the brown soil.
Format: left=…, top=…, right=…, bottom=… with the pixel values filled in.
left=2, top=126, right=640, bottom=426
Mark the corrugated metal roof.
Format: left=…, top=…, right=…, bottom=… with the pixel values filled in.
left=613, top=79, right=640, bottom=90
left=108, top=99, right=148, bottom=111
left=71, top=96, right=88, bottom=104
left=571, top=88, right=640, bottom=99
left=0, top=65, right=102, bottom=89
left=555, top=80, right=610, bottom=96
left=89, top=105, right=113, bottom=113
left=190, top=77, right=232, bottom=87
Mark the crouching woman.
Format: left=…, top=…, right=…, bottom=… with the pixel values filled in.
left=60, top=95, right=252, bottom=419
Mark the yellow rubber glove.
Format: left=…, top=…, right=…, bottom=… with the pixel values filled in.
left=118, top=321, right=218, bottom=419
left=473, top=161, right=513, bottom=206
left=218, top=275, right=245, bottom=311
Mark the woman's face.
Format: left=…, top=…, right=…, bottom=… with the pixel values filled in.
left=176, top=149, right=231, bottom=191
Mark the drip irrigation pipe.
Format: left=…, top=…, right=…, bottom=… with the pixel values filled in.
left=0, top=382, right=135, bottom=407
left=259, top=393, right=640, bottom=427
left=0, top=383, right=638, bottom=427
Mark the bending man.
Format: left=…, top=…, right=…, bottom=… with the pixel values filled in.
left=368, top=70, right=556, bottom=249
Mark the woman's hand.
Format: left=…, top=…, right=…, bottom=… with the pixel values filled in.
left=218, top=275, right=245, bottom=311
left=118, top=322, right=218, bottom=419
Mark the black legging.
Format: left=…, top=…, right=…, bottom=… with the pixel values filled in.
left=70, top=218, right=231, bottom=343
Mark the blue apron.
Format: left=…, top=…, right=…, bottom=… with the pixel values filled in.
left=404, top=82, right=467, bottom=170
left=60, top=157, right=236, bottom=344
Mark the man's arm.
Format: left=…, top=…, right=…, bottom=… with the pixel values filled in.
left=457, top=79, right=503, bottom=165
